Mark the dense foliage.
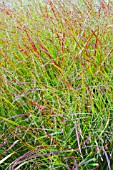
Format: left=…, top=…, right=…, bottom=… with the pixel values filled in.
left=0, top=0, right=113, bottom=169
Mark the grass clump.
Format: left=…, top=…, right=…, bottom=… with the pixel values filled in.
left=0, top=0, right=113, bottom=169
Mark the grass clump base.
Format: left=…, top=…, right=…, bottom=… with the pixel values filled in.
left=0, top=0, right=113, bottom=169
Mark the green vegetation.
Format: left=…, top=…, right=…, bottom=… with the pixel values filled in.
left=0, top=0, right=113, bottom=169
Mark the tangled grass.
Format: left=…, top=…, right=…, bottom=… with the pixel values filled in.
left=0, top=0, right=113, bottom=169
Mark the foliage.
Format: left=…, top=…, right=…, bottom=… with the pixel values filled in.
left=0, top=0, right=113, bottom=169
